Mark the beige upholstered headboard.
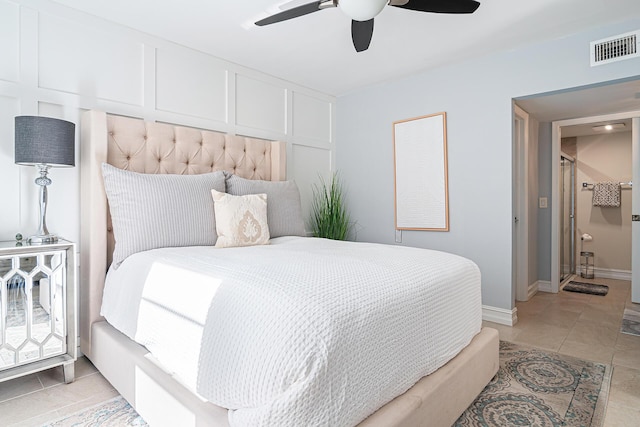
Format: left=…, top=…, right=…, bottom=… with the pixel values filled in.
left=79, top=110, right=286, bottom=357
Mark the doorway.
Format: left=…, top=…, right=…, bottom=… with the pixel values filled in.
left=515, top=78, right=640, bottom=303
left=552, top=112, right=639, bottom=295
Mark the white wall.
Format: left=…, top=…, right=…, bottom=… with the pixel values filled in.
left=336, top=17, right=640, bottom=312
left=0, top=0, right=335, bottom=247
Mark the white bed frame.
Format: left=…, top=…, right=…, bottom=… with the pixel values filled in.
left=79, top=110, right=499, bottom=427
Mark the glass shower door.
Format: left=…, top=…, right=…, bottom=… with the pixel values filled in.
left=560, top=156, right=575, bottom=283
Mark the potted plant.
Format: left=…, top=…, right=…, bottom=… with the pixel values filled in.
left=310, top=172, right=352, bottom=240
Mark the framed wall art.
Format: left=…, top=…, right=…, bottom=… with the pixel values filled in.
left=393, top=112, right=449, bottom=231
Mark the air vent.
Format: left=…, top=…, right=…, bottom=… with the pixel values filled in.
left=590, top=30, right=640, bottom=66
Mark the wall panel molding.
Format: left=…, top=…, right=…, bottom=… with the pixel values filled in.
left=0, top=95, right=21, bottom=241
left=236, top=74, right=287, bottom=135
left=0, top=0, right=20, bottom=83
left=293, top=92, right=332, bottom=144
left=156, top=47, right=228, bottom=123
left=291, top=144, right=333, bottom=227
left=38, top=12, right=144, bottom=105
left=0, top=1, right=335, bottom=242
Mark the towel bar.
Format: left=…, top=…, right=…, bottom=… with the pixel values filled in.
left=582, top=181, right=632, bottom=188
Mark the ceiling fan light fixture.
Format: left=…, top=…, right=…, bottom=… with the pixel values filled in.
left=340, top=0, right=388, bottom=21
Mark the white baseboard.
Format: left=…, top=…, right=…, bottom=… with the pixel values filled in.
left=482, top=305, right=517, bottom=326
left=537, top=280, right=552, bottom=293
left=578, top=267, right=632, bottom=281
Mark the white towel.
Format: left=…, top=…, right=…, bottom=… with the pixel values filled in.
left=592, top=182, right=621, bottom=207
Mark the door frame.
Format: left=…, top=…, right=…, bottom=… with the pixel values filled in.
left=633, top=117, right=639, bottom=303
left=551, top=110, right=640, bottom=294
left=513, top=104, right=530, bottom=302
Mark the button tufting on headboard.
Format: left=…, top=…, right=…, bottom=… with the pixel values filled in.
left=105, top=114, right=277, bottom=180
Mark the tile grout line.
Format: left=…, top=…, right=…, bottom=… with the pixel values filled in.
left=2, top=373, right=116, bottom=427
left=35, top=373, right=45, bottom=390
left=1, top=369, right=101, bottom=407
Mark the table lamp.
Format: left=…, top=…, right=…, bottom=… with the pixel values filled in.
left=15, top=116, right=75, bottom=244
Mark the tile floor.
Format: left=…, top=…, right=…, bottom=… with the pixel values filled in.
left=0, top=276, right=638, bottom=426
left=483, top=276, right=640, bottom=426
left=0, top=357, right=118, bottom=426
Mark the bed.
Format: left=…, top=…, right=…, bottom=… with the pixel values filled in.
left=79, top=110, right=499, bottom=427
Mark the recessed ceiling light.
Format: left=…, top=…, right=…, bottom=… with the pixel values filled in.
left=592, top=123, right=625, bottom=132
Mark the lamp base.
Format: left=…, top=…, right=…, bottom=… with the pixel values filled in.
left=27, top=234, right=58, bottom=244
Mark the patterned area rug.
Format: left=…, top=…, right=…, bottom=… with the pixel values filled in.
left=621, top=304, right=640, bottom=336
left=41, top=342, right=611, bottom=427
left=41, top=396, right=147, bottom=427
left=563, top=281, right=609, bottom=296
left=454, top=341, right=611, bottom=427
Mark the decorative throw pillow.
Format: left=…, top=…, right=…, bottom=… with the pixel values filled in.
left=225, top=174, right=306, bottom=238
left=211, top=189, right=270, bottom=248
left=102, top=163, right=226, bottom=267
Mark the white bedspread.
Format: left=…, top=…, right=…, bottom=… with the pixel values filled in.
left=102, top=237, right=481, bottom=426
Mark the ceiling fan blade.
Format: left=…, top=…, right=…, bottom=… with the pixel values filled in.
left=351, top=19, right=374, bottom=52
left=255, top=1, right=329, bottom=26
left=390, top=0, right=480, bottom=14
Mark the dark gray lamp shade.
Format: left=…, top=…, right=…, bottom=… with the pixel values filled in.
left=15, top=116, right=76, bottom=167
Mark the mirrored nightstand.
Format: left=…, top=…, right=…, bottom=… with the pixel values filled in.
left=0, top=239, right=77, bottom=384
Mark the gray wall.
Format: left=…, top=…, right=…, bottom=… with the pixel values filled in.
left=528, top=117, right=540, bottom=288
left=336, top=18, right=640, bottom=311
left=537, top=123, right=553, bottom=283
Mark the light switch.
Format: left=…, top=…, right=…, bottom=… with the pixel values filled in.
left=539, top=197, right=548, bottom=209
left=395, top=229, right=402, bottom=243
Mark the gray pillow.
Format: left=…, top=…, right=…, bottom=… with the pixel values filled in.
left=102, top=163, right=226, bottom=267
left=225, top=174, right=306, bottom=238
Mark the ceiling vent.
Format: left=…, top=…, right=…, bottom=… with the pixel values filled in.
left=590, top=30, right=640, bottom=66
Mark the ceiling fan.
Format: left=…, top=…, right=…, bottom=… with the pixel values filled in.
left=255, top=0, right=481, bottom=52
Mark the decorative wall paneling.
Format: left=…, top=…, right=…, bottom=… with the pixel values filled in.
left=38, top=13, right=145, bottom=106
left=0, top=1, right=19, bottom=83
left=0, top=96, right=21, bottom=236
left=155, top=47, right=228, bottom=123
left=0, top=0, right=335, bottom=245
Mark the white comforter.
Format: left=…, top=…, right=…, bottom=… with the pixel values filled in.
left=102, top=237, right=481, bottom=426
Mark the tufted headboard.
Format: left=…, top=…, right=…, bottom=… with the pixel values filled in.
left=79, top=110, right=286, bottom=357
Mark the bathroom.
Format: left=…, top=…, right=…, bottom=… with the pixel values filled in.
left=560, top=120, right=633, bottom=285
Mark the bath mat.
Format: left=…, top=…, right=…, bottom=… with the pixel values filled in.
left=454, top=341, right=611, bottom=427
left=621, top=304, right=640, bottom=336
left=563, top=281, right=609, bottom=296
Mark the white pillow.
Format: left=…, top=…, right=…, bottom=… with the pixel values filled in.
left=102, top=163, right=226, bottom=267
left=211, top=189, right=270, bottom=248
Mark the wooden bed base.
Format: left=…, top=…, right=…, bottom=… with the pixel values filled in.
left=80, top=110, right=499, bottom=426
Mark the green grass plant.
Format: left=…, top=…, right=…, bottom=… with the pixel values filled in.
left=310, top=173, right=351, bottom=240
